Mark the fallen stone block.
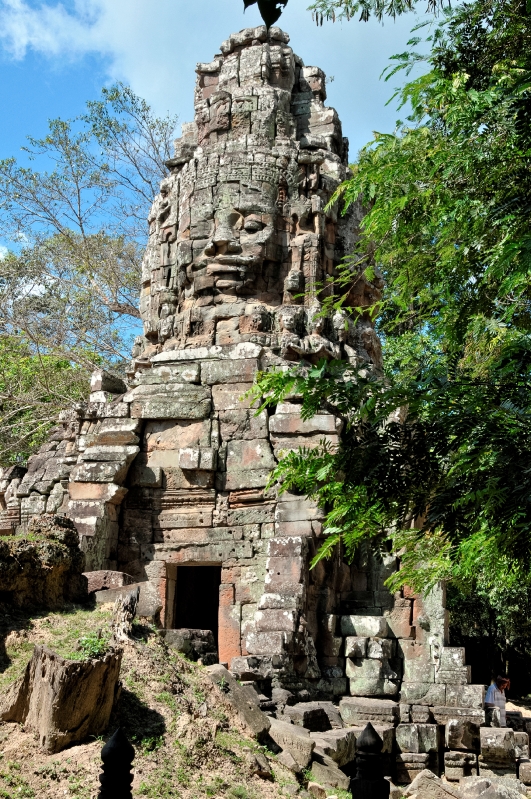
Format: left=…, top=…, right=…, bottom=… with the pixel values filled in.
left=396, top=753, right=436, bottom=784
left=446, top=717, right=481, bottom=751
left=459, top=775, right=526, bottom=797
left=307, top=781, right=327, bottom=799
left=83, top=570, right=135, bottom=594
left=310, top=754, right=350, bottom=790
left=312, top=701, right=343, bottom=729
left=0, top=645, right=121, bottom=753
left=396, top=723, right=439, bottom=754
left=518, top=758, right=531, bottom=785
left=310, top=728, right=356, bottom=767
left=205, top=664, right=270, bottom=742
left=477, top=758, right=518, bottom=779
left=403, top=768, right=461, bottom=797
left=284, top=703, right=332, bottom=732
left=480, top=727, right=517, bottom=762
left=268, top=717, right=315, bottom=769
left=339, top=696, right=399, bottom=726
left=444, top=750, right=477, bottom=781
left=162, top=628, right=217, bottom=663
left=276, top=749, right=302, bottom=774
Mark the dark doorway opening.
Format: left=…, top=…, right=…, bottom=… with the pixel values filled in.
left=174, top=565, right=222, bottom=644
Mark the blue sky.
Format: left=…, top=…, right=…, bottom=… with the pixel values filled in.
left=0, top=0, right=430, bottom=165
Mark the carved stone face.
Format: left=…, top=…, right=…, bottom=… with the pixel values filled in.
left=188, top=199, right=278, bottom=299
left=135, top=26, right=382, bottom=371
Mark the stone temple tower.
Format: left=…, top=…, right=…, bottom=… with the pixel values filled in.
left=1, top=28, right=499, bottom=786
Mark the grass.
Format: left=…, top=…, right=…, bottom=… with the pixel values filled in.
left=0, top=603, right=114, bottom=691
left=0, top=759, right=35, bottom=798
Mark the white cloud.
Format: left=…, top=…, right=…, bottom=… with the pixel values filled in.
left=0, top=0, right=428, bottom=151
left=0, top=245, right=8, bottom=259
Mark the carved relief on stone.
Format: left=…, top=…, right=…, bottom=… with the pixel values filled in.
left=133, top=25, right=380, bottom=371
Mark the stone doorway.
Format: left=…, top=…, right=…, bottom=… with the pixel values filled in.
left=174, top=565, right=222, bottom=645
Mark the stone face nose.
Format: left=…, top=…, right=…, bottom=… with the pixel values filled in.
left=213, top=226, right=242, bottom=254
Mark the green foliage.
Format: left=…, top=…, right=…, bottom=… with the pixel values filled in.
left=74, top=630, right=110, bottom=660
left=307, top=0, right=446, bottom=23
left=0, top=83, right=177, bottom=465
left=255, top=0, right=531, bottom=591
left=0, top=334, right=87, bottom=463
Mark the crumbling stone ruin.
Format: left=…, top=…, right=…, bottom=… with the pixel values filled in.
left=1, top=25, right=530, bottom=789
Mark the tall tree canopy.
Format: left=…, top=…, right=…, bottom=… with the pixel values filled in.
left=0, top=85, right=177, bottom=463
left=254, top=0, right=531, bottom=593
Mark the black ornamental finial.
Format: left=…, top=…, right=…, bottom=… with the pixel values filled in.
left=97, top=727, right=135, bottom=799
left=350, top=723, right=390, bottom=798
left=243, top=0, right=288, bottom=29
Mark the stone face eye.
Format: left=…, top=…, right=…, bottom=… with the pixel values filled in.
left=243, top=218, right=264, bottom=233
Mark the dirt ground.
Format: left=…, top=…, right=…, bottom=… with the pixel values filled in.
left=0, top=603, right=313, bottom=799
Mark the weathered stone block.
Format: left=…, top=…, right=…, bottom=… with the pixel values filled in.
left=70, top=461, right=129, bottom=484
left=339, top=697, right=399, bottom=726
left=211, top=383, right=255, bottom=410
left=284, top=704, right=331, bottom=732
left=445, top=718, right=480, bottom=751
left=93, top=418, right=141, bottom=446
left=143, top=363, right=201, bottom=384
left=219, top=409, right=268, bottom=440
left=403, top=659, right=435, bottom=683
left=254, top=609, right=296, bottom=632
left=367, top=637, right=396, bottom=659
left=440, top=647, right=466, bottom=669
left=227, top=504, right=275, bottom=525
left=445, top=684, right=485, bottom=709
left=346, top=656, right=400, bottom=697
left=206, top=664, right=270, bottom=742
left=340, top=615, right=390, bottom=638
left=396, top=723, right=419, bottom=753
left=400, top=682, right=446, bottom=706
left=201, top=358, right=258, bottom=385
left=127, top=463, right=162, bottom=487
left=436, top=666, right=471, bottom=685
left=443, top=751, right=477, bottom=781
left=80, top=445, right=139, bottom=463
left=396, top=754, right=435, bottom=785
left=343, top=636, right=367, bottom=658
left=130, top=386, right=211, bottom=419
left=275, top=498, right=324, bottom=523
left=519, top=759, right=531, bottom=785
left=245, top=630, right=290, bottom=655
left=403, top=769, right=460, bottom=797
left=268, top=414, right=340, bottom=435
left=68, top=482, right=127, bottom=504
left=480, top=726, right=516, bottom=762
left=268, top=718, right=315, bottom=769
left=432, top=706, right=484, bottom=725
left=310, top=757, right=350, bottom=790
left=310, top=728, right=356, bottom=767
left=385, top=603, right=414, bottom=639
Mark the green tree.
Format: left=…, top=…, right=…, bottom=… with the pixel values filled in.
left=254, top=0, right=531, bottom=593
left=0, top=84, right=177, bottom=463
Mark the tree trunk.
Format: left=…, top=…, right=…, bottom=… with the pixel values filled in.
left=0, top=645, right=121, bottom=753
